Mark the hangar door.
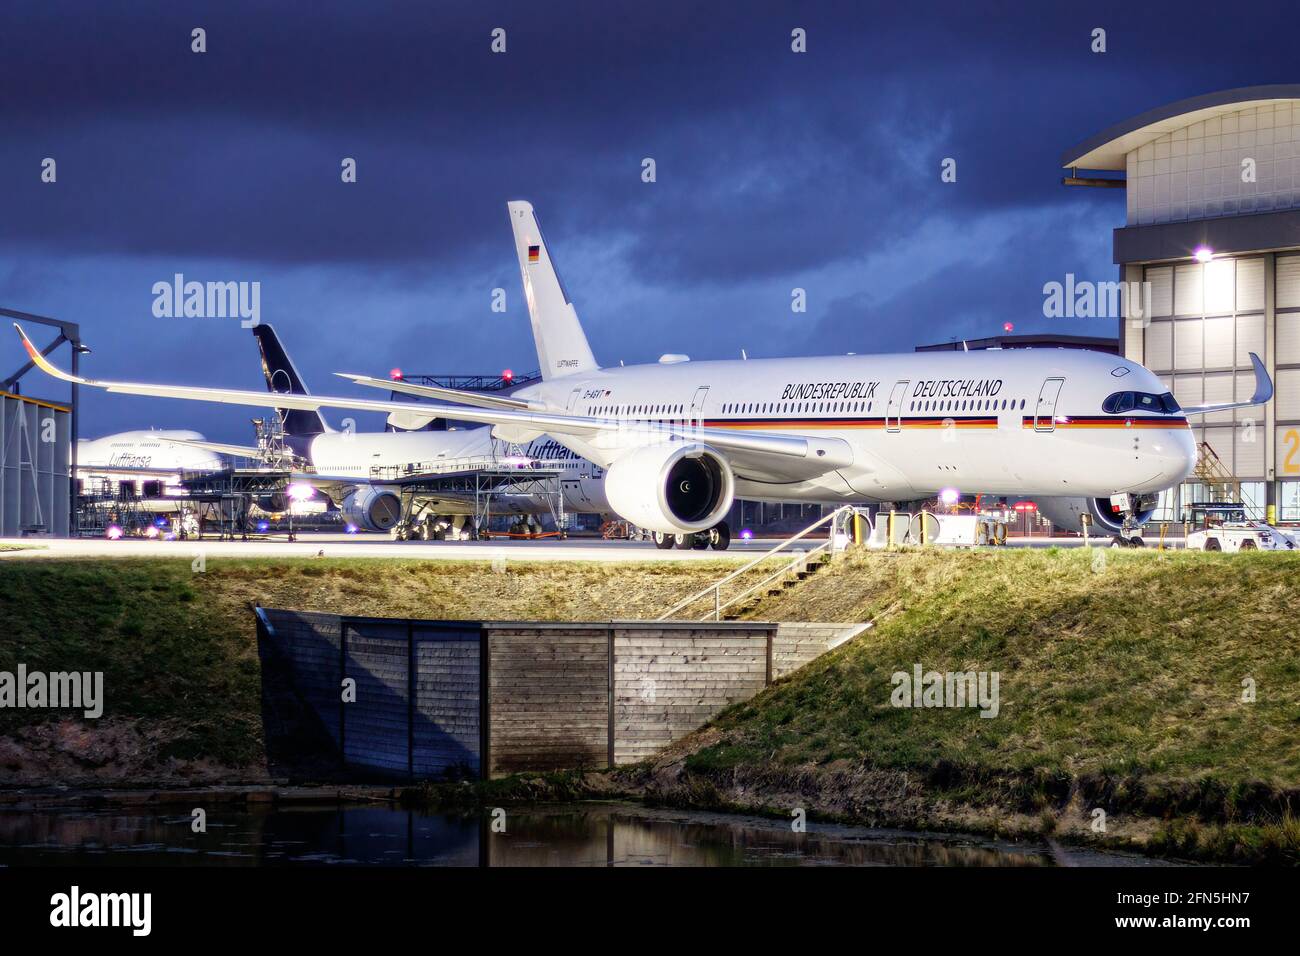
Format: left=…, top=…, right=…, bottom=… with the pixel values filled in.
left=1033, top=378, right=1064, bottom=432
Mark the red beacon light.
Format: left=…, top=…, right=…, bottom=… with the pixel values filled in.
left=1003, top=322, right=1015, bottom=333
left=501, top=368, right=514, bottom=383
left=389, top=368, right=403, bottom=381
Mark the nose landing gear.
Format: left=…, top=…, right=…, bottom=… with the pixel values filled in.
left=1105, top=492, right=1158, bottom=547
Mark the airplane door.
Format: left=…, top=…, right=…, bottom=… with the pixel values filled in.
left=886, top=380, right=909, bottom=433
left=690, top=386, right=710, bottom=429
left=1034, top=377, right=1064, bottom=432
left=561, top=479, right=589, bottom=507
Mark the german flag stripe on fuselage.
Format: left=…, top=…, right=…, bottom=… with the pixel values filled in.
left=681, top=415, right=1190, bottom=431
left=1019, top=416, right=1189, bottom=429
left=701, top=416, right=997, bottom=430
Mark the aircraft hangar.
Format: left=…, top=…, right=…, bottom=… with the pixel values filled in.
left=0, top=309, right=78, bottom=537
left=1064, top=84, right=1300, bottom=523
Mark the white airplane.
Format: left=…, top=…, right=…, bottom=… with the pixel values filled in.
left=15, top=200, right=1272, bottom=549
left=173, top=323, right=611, bottom=536
left=78, top=428, right=223, bottom=481
left=76, top=429, right=223, bottom=514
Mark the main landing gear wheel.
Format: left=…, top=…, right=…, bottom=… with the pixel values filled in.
left=692, top=533, right=710, bottom=550
left=673, top=533, right=693, bottom=549
left=653, top=531, right=675, bottom=550
left=1128, top=536, right=1145, bottom=548
left=709, top=522, right=731, bottom=551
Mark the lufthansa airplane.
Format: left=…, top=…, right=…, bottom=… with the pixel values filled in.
left=15, top=201, right=1272, bottom=548
left=165, top=323, right=612, bottom=536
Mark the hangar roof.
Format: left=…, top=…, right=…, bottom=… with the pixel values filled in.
left=1061, top=84, right=1300, bottom=171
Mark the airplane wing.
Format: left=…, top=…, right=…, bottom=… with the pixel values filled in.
left=163, top=437, right=263, bottom=458
left=337, top=373, right=534, bottom=411
left=16, top=323, right=853, bottom=480
left=1179, top=352, right=1273, bottom=415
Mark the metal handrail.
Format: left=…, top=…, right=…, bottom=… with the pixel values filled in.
left=707, top=537, right=834, bottom=621
left=657, top=504, right=857, bottom=621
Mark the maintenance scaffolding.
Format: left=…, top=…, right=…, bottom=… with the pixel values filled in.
left=74, top=477, right=168, bottom=538
left=176, top=468, right=297, bottom=540
left=370, top=453, right=565, bottom=540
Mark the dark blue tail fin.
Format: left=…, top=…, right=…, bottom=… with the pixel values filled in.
left=252, top=325, right=329, bottom=437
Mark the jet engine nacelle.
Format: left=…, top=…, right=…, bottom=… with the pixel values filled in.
left=603, top=443, right=734, bottom=534
left=1032, top=495, right=1158, bottom=535
left=340, top=485, right=402, bottom=532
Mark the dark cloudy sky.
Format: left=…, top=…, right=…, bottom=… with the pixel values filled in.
left=1, top=0, right=1295, bottom=441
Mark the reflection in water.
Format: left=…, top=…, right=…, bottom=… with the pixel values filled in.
left=0, top=802, right=1136, bottom=867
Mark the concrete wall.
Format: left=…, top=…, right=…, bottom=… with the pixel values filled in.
left=613, top=625, right=769, bottom=764
left=413, top=624, right=481, bottom=777
left=257, top=611, right=864, bottom=780
left=487, top=624, right=609, bottom=775
left=772, top=622, right=870, bottom=680
left=264, top=610, right=343, bottom=750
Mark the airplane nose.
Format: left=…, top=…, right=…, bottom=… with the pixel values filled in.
left=1157, top=428, right=1197, bottom=486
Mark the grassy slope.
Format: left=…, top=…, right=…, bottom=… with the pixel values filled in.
left=0, top=556, right=752, bottom=765
left=670, top=548, right=1300, bottom=859
left=3, top=548, right=1297, bottom=860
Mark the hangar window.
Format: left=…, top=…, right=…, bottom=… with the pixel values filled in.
left=1101, top=391, right=1180, bottom=414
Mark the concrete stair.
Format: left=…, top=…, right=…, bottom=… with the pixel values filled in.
left=723, top=552, right=834, bottom=620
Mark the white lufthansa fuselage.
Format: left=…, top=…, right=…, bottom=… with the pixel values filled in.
left=77, top=429, right=224, bottom=513
left=77, top=429, right=223, bottom=481
left=306, top=426, right=609, bottom=514
left=511, top=348, right=1196, bottom=504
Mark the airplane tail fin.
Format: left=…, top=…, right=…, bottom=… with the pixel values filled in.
left=507, top=200, right=598, bottom=380
left=252, top=324, right=330, bottom=436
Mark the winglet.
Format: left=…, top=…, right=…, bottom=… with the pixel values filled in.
left=1180, top=351, right=1274, bottom=416
left=1248, top=352, right=1273, bottom=405
left=13, top=323, right=79, bottom=383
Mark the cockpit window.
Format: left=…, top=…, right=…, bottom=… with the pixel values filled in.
left=1102, top=390, right=1180, bottom=414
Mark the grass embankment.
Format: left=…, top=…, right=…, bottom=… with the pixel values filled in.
left=0, top=556, right=758, bottom=780
left=645, top=547, right=1300, bottom=863
left=3, top=548, right=1298, bottom=862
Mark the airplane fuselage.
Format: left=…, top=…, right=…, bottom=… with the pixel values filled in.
left=512, top=348, right=1196, bottom=504
left=304, top=426, right=609, bottom=515
left=77, top=429, right=223, bottom=482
